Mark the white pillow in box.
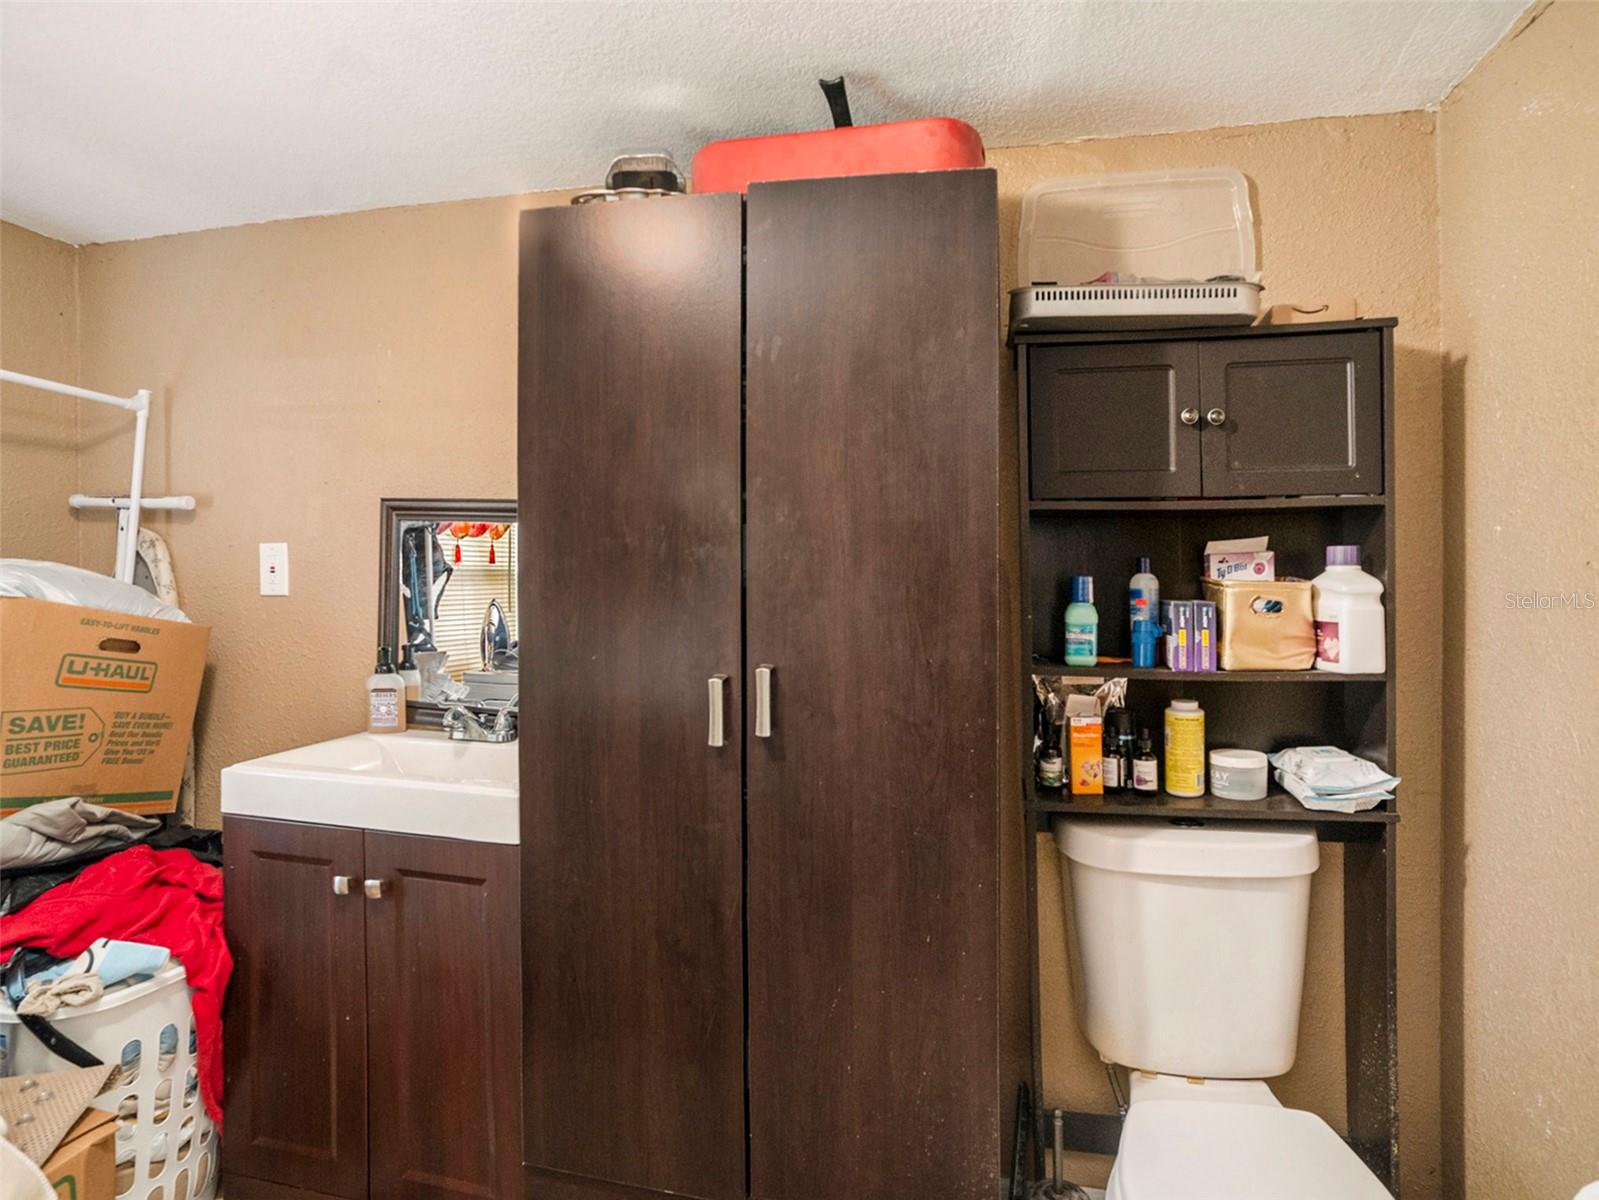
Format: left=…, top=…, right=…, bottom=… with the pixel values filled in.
left=0, top=559, right=188, bottom=622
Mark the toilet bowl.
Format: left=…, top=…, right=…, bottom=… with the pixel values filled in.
left=1054, top=820, right=1392, bottom=1200
left=1105, top=1074, right=1390, bottom=1199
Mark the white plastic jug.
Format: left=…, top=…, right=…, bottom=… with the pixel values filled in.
left=1311, top=546, right=1385, bottom=673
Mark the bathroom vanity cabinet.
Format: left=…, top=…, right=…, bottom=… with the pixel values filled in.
left=1014, top=320, right=1401, bottom=1189
left=221, top=816, right=521, bottom=1200
left=518, top=170, right=1008, bottom=1200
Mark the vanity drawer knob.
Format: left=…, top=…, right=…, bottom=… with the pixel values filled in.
left=332, top=875, right=352, bottom=896
left=363, top=878, right=389, bottom=900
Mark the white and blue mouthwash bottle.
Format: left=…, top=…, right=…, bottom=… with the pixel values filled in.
left=1064, top=575, right=1099, bottom=666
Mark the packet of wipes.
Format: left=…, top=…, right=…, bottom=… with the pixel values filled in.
left=1270, top=746, right=1401, bottom=813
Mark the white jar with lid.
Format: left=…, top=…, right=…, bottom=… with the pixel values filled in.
left=1209, top=748, right=1269, bottom=800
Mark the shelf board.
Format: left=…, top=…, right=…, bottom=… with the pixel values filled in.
left=1031, top=662, right=1387, bottom=684
left=1027, top=788, right=1397, bottom=825
left=1029, top=495, right=1387, bottom=514
left=1010, top=317, right=1398, bottom=347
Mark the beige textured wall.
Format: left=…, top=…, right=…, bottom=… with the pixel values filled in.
left=989, top=115, right=1446, bottom=1196
left=1, top=221, right=81, bottom=563
left=62, top=114, right=1449, bottom=1194
left=1438, top=4, right=1599, bottom=1197
left=74, top=190, right=578, bottom=833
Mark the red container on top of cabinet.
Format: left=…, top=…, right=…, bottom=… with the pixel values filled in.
left=690, top=117, right=985, bottom=194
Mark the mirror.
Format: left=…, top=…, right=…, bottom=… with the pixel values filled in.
left=377, top=498, right=517, bottom=723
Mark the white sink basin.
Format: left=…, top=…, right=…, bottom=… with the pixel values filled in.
left=221, top=730, right=518, bottom=843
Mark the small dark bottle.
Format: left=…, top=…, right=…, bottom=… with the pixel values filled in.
left=1132, top=727, right=1159, bottom=794
left=1101, top=713, right=1123, bottom=792
left=1111, top=710, right=1136, bottom=794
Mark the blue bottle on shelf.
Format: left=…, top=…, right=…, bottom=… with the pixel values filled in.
left=1132, top=620, right=1160, bottom=668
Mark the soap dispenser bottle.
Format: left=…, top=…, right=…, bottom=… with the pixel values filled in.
left=367, top=646, right=407, bottom=734
left=397, top=645, right=422, bottom=702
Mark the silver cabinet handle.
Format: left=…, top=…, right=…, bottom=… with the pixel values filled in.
left=707, top=674, right=727, bottom=748
left=1206, top=407, right=1227, bottom=427
left=754, top=665, right=774, bottom=739
left=332, top=875, right=352, bottom=896
left=363, top=878, right=388, bottom=900
left=1180, top=407, right=1200, bottom=426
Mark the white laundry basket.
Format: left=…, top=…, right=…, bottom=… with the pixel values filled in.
left=0, top=960, right=218, bottom=1200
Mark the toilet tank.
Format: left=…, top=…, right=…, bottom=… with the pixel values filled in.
left=1055, top=819, right=1319, bottom=1080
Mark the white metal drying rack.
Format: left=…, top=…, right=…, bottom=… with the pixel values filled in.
left=0, top=368, right=195, bottom=583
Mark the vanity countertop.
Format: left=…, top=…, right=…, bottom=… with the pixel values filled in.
left=221, top=729, right=518, bottom=843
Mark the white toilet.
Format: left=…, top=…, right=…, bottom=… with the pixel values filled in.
left=1055, top=819, right=1393, bottom=1199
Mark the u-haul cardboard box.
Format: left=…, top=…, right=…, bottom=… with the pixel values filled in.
left=45, top=1108, right=117, bottom=1200
left=0, top=598, right=209, bottom=817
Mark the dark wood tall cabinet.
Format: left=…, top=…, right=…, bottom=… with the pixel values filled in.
left=519, top=170, right=1004, bottom=1200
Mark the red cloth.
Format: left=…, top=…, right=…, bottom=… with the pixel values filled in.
left=1, top=846, right=231, bottom=1128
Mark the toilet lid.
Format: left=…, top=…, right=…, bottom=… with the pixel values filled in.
left=1109, top=1100, right=1393, bottom=1200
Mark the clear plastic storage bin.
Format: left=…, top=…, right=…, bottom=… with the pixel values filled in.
left=1011, top=168, right=1263, bottom=331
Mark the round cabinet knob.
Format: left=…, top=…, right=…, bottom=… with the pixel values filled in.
left=1206, top=408, right=1227, bottom=427
left=1179, top=407, right=1200, bottom=426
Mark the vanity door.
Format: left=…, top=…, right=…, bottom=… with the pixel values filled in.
left=364, top=832, right=521, bottom=1200
left=518, top=194, right=747, bottom=1200
left=222, top=817, right=369, bottom=1199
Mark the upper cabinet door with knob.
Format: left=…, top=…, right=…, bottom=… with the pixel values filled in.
left=1197, top=330, right=1383, bottom=498
left=1028, top=341, right=1203, bottom=499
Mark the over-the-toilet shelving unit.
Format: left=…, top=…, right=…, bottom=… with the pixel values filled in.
left=0, top=368, right=194, bottom=582
left=1013, top=319, right=1400, bottom=1190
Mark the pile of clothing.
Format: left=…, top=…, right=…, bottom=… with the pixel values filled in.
left=0, top=843, right=230, bottom=1128
left=6, top=937, right=170, bottom=1016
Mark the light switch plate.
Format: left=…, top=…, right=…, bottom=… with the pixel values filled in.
left=259, top=542, right=290, bottom=596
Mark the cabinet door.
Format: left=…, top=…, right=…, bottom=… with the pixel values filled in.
left=518, top=196, right=746, bottom=1199
left=1027, top=341, right=1202, bottom=498
left=745, top=170, right=1001, bottom=1200
left=1198, top=330, right=1383, bottom=497
left=222, top=817, right=368, bottom=1199
left=364, top=832, right=521, bottom=1200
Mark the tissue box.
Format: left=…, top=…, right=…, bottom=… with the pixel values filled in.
left=1203, top=579, right=1315, bottom=670
left=1204, top=537, right=1276, bottom=582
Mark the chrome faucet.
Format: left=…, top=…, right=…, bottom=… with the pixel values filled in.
left=443, top=696, right=518, bottom=743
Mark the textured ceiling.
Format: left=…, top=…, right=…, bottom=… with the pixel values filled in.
left=1, top=0, right=1528, bottom=245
